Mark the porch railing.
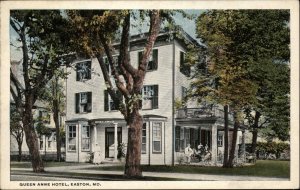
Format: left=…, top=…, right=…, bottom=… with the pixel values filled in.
left=176, top=106, right=233, bottom=121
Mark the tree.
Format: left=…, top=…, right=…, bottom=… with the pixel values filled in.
left=35, top=114, right=52, bottom=158
left=10, top=10, right=73, bottom=172
left=39, top=70, right=66, bottom=161
left=66, top=10, right=176, bottom=177
left=195, top=10, right=259, bottom=167
left=10, top=104, right=24, bottom=162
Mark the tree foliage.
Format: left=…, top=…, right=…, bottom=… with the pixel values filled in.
left=193, top=9, right=289, bottom=166
left=10, top=10, right=74, bottom=172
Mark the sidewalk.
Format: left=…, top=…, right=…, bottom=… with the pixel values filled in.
left=11, top=164, right=289, bottom=181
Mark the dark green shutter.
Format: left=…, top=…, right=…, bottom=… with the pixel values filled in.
left=153, top=85, right=159, bottom=109
left=152, top=49, right=158, bottom=70
left=75, top=93, right=80, bottom=113
left=138, top=51, right=143, bottom=65
left=139, top=89, right=142, bottom=109
left=87, top=92, right=92, bottom=113
left=180, top=51, right=184, bottom=73
left=76, top=64, right=80, bottom=81
left=87, top=61, right=91, bottom=79
left=104, top=90, right=109, bottom=111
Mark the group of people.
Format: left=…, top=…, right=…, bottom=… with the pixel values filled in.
left=184, top=143, right=211, bottom=164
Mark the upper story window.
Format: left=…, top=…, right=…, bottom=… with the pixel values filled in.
left=38, top=110, right=50, bottom=124
left=138, top=49, right=158, bottom=71
left=104, top=56, right=120, bottom=75
left=180, top=51, right=191, bottom=77
left=76, top=60, right=91, bottom=81
left=104, top=90, right=123, bottom=111
left=181, top=86, right=188, bottom=102
left=142, top=85, right=158, bottom=110
left=75, top=92, right=92, bottom=113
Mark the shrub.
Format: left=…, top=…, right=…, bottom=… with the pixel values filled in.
left=256, top=142, right=289, bottom=159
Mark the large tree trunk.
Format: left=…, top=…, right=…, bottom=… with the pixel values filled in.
left=22, top=100, right=44, bottom=172
left=53, top=99, right=61, bottom=162
left=124, top=109, right=143, bottom=177
left=227, top=112, right=239, bottom=168
left=251, top=111, right=260, bottom=155
left=223, top=105, right=229, bottom=167
left=17, top=141, right=22, bottom=162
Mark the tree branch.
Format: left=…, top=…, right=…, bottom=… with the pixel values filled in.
left=119, top=12, right=138, bottom=77
left=99, top=33, right=130, bottom=98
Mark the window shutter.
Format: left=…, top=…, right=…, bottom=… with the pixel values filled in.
left=104, top=90, right=109, bottom=111
left=87, top=61, right=91, bottom=79
left=153, top=85, right=159, bottom=109
left=139, top=90, right=143, bottom=109
left=152, top=49, right=158, bottom=70
left=138, top=51, right=143, bottom=65
left=76, top=64, right=80, bottom=81
left=75, top=93, right=80, bottom=113
left=87, top=92, right=92, bottom=113
left=180, top=51, right=184, bottom=72
left=190, top=128, right=195, bottom=148
left=116, top=90, right=123, bottom=104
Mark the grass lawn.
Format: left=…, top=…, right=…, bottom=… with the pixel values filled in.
left=10, top=161, right=91, bottom=168
left=11, top=160, right=290, bottom=178
left=86, top=160, right=290, bottom=178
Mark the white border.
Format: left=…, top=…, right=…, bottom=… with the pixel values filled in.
left=1, top=0, right=299, bottom=189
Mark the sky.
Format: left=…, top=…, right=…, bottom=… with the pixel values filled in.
left=10, top=10, right=203, bottom=61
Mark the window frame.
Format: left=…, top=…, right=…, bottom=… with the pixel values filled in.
left=81, top=125, right=90, bottom=151
left=138, top=49, right=158, bottom=72
left=152, top=122, right=162, bottom=154
left=68, top=125, right=77, bottom=151
left=141, top=123, right=147, bottom=154
left=217, top=134, right=223, bottom=147
left=75, top=92, right=92, bottom=114
left=76, top=60, right=92, bottom=81
left=142, top=85, right=158, bottom=110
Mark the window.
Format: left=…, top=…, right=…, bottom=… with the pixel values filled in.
left=175, top=126, right=180, bottom=152
left=142, top=85, right=158, bottom=109
left=104, top=56, right=120, bottom=75
left=181, top=86, right=188, bottom=103
left=180, top=51, right=191, bottom=77
left=104, top=90, right=123, bottom=111
left=81, top=126, right=90, bottom=151
left=40, top=139, right=44, bottom=150
left=138, top=49, right=158, bottom=71
left=75, top=92, right=92, bottom=113
left=38, top=110, right=50, bottom=124
left=218, top=134, right=223, bottom=147
left=48, top=139, right=52, bottom=149
left=68, top=125, right=76, bottom=151
left=76, top=60, right=91, bottom=81
left=141, top=123, right=147, bottom=154
left=152, top=122, right=162, bottom=153
left=184, top=128, right=190, bottom=148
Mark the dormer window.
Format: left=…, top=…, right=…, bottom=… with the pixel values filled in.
left=76, top=60, right=91, bottom=81
left=138, top=49, right=158, bottom=71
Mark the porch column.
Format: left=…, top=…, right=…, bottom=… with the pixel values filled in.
left=94, top=125, right=97, bottom=151
left=113, top=123, right=118, bottom=161
left=241, top=130, right=246, bottom=162
left=211, top=124, right=218, bottom=165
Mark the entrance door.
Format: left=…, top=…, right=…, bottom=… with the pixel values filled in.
left=105, top=127, right=122, bottom=158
